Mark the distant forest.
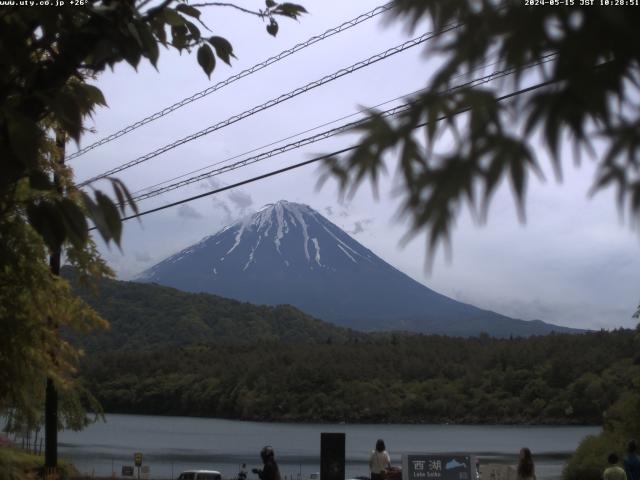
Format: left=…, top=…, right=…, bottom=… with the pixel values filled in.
left=81, top=329, right=639, bottom=425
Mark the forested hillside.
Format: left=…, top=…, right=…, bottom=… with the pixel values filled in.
left=81, top=329, right=639, bottom=425
left=67, top=270, right=364, bottom=351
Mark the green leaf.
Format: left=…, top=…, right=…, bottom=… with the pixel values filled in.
left=127, top=22, right=143, bottom=48
left=6, top=111, right=42, bottom=168
left=163, top=8, right=185, bottom=27
left=48, top=90, right=83, bottom=142
left=171, top=25, right=189, bottom=50
left=80, top=84, right=107, bottom=108
left=110, top=178, right=139, bottom=217
left=29, top=171, right=54, bottom=191
left=176, top=4, right=201, bottom=19
left=184, top=20, right=201, bottom=40
left=274, top=3, right=307, bottom=18
left=151, top=17, right=167, bottom=46
left=81, top=191, right=110, bottom=244
left=26, top=201, right=66, bottom=252
left=208, top=36, right=235, bottom=66
left=112, top=180, right=127, bottom=214
left=266, top=19, right=279, bottom=37
left=121, top=40, right=143, bottom=70
left=95, top=191, right=123, bottom=247
left=137, top=23, right=160, bottom=67
left=59, top=198, right=89, bottom=248
left=197, top=44, right=215, bottom=78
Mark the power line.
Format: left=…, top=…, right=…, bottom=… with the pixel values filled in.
left=101, top=77, right=559, bottom=227
left=77, top=26, right=460, bottom=187
left=129, top=56, right=557, bottom=204
left=130, top=107, right=401, bottom=202
left=128, top=90, right=421, bottom=198
left=127, top=52, right=542, bottom=198
left=66, top=2, right=395, bottom=161
left=116, top=146, right=358, bottom=223
left=128, top=104, right=384, bottom=197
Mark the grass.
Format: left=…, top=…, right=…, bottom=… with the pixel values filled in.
left=0, top=446, right=77, bottom=480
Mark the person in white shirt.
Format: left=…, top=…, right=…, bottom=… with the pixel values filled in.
left=369, top=439, right=391, bottom=480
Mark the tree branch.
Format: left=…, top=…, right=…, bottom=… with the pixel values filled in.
left=136, top=0, right=156, bottom=10
left=189, top=2, right=264, bottom=18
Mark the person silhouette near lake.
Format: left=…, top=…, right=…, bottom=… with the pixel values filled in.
left=625, top=440, right=640, bottom=480
left=517, top=448, right=536, bottom=480
left=253, top=446, right=281, bottom=480
left=369, top=439, right=391, bottom=480
left=604, top=453, right=627, bottom=480
left=239, top=463, right=248, bottom=480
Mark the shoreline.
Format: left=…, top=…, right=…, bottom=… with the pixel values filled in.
left=54, top=415, right=597, bottom=480
left=90, top=411, right=602, bottom=428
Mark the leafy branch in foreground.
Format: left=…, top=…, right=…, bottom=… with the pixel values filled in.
left=0, top=0, right=306, bottom=428
left=321, top=1, right=640, bottom=261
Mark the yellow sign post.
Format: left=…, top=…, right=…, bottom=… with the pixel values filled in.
left=134, top=452, right=143, bottom=480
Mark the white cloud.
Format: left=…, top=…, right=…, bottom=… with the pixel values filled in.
left=177, top=204, right=204, bottom=220
left=228, top=190, right=253, bottom=212
left=349, top=218, right=373, bottom=235
left=134, top=251, right=153, bottom=263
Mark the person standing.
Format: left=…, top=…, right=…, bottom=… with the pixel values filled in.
left=239, top=463, right=248, bottom=480
left=254, top=446, right=281, bottom=480
left=625, top=440, right=640, bottom=480
left=369, top=439, right=391, bottom=480
left=517, top=448, right=536, bottom=480
left=604, top=453, right=627, bottom=480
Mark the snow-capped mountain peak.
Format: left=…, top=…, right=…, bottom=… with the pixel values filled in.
left=136, top=200, right=579, bottom=337
left=209, top=200, right=375, bottom=271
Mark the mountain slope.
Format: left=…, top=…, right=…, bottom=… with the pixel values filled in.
left=137, top=200, right=580, bottom=337
left=67, top=271, right=363, bottom=352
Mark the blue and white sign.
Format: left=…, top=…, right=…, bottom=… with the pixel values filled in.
left=403, top=455, right=476, bottom=480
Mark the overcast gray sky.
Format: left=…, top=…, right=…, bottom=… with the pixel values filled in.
left=69, top=1, right=640, bottom=330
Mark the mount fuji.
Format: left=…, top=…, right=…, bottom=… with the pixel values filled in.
left=136, top=200, right=578, bottom=337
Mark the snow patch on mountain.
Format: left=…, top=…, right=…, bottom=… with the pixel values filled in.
left=227, top=226, right=244, bottom=255
left=338, top=244, right=357, bottom=263
left=311, top=238, right=322, bottom=266
left=135, top=199, right=582, bottom=337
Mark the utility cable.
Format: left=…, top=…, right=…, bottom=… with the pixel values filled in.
left=77, top=26, right=460, bottom=187
left=67, top=2, right=396, bottom=161
left=127, top=51, right=537, bottom=198
left=97, top=77, right=560, bottom=228
left=128, top=88, right=423, bottom=198
left=128, top=54, right=557, bottom=204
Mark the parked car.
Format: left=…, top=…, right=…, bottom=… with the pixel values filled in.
left=178, top=470, right=222, bottom=480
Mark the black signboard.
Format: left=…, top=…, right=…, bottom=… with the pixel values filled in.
left=122, top=466, right=134, bottom=477
left=320, top=432, right=345, bottom=480
left=404, top=455, right=473, bottom=480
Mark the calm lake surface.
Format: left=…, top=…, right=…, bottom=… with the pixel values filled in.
left=59, top=414, right=599, bottom=480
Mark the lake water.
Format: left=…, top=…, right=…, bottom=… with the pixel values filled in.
left=59, top=414, right=599, bottom=480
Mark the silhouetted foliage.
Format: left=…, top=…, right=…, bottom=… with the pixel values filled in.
left=0, top=0, right=305, bottom=424
left=323, top=1, right=640, bottom=261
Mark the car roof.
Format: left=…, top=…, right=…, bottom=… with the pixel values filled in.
left=180, top=471, right=222, bottom=475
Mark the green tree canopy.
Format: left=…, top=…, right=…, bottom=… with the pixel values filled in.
left=0, top=0, right=305, bottom=426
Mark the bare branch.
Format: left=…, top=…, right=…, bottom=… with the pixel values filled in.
left=189, top=2, right=264, bottom=17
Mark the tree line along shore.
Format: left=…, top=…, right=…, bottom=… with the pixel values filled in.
left=81, top=328, right=638, bottom=425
